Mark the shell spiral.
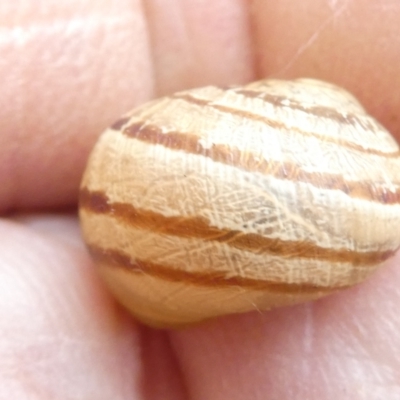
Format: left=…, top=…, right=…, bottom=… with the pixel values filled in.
left=79, top=78, right=400, bottom=328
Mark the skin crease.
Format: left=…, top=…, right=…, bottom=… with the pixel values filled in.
left=0, top=0, right=400, bottom=398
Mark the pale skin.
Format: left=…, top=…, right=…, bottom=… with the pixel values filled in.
left=1, top=0, right=400, bottom=398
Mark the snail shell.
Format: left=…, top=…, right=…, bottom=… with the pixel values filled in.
left=79, top=78, right=400, bottom=328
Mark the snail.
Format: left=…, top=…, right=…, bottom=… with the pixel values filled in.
left=79, top=78, right=400, bottom=328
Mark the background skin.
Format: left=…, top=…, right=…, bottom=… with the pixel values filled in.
left=0, top=0, right=400, bottom=398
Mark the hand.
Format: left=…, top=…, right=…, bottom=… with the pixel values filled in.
left=1, top=0, right=399, bottom=398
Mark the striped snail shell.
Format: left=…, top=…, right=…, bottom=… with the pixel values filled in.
left=79, top=78, right=400, bottom=328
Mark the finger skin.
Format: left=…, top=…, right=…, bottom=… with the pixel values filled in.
left=171, top=256, right=400, bottom=399
left=252, top=0, right=400, bottom=139
left=0, top=0, right=254, bottom=212
left=143, top=0, right=254, bottom=95
left=0, top=218, right=142, bottom=398
left=0, top=0, right=154, bottom=211
left=1, top=215, right=188, bottom=399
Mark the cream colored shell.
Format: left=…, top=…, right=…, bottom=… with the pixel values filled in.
left=79, top=78, right=400, bottom=328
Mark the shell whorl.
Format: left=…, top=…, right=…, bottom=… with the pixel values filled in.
left=79, top=78, right=400, bottom=328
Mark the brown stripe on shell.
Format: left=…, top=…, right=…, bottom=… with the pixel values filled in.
left=120, top=121, right=400, bottom=204
left=111, top=116, right=131, bottom=131
left=80, top=188, right=398, bottom=266
left=234, top=89, right=379, bottom=131
left=171, top=92, right=400, bottom=158
left=87, top=244, right=341, bottom=293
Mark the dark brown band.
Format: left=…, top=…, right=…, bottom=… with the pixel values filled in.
left=80, top=188, right=396, bottom=266
left=88, top=243, right=342, bottom=293
left=115, top=121, right=400, bottom=204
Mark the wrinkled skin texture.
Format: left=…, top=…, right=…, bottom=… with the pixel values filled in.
left=1, top=0, right=400, bottom=398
